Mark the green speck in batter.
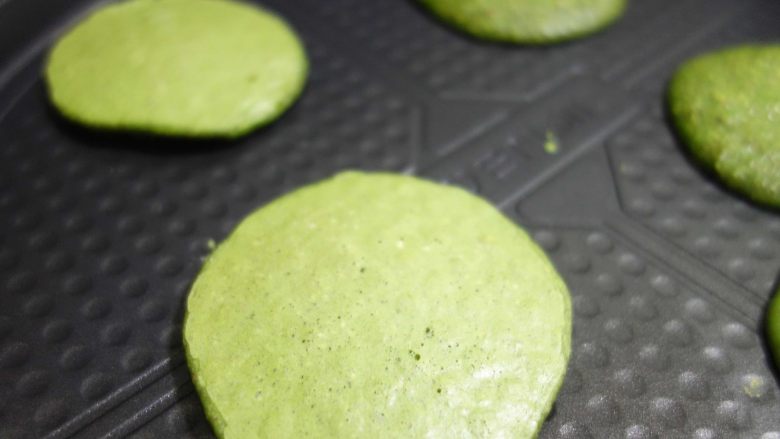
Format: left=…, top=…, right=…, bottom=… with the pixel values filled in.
left=183, top=171, right=571, bottom=438
left=669, top=45, right=780, bottom=207
left=417, top=0, right=627, bottom=44
left=45, top=0, right=308, bottom=138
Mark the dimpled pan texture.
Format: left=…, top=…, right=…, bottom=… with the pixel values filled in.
left=0, top=0, right=779, bottom=437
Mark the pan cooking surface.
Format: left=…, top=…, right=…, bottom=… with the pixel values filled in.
left=0, top=0, right=779, bottom=437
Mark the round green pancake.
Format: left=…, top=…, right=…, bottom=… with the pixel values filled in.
left=184, top=171, right=571, bottom=438
left=417, top=0, right=627, bottom=44
left=768, top=289, right=780, bottom=369
left=669, top=45, right=780, bottom=207
left=45, top=0, right=307, bottom=138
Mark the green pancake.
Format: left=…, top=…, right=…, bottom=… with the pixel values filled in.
left=669, top=45, right=780, bottom=207
left=768, top=289, right=780, bottom=369
left=417, top=0, right=627, bottom=44
left=45, top=0, right=307, bottom=138
left=184, top=171, right=571, bottom=438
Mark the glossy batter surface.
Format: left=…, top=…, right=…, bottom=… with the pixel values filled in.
left=418, top=0, right=626, bottom=44
left=669, top=45, right=780, bottom=207
left=184, top=172, right=571, bottom=438
left=45, top=0, right=307, bottom=138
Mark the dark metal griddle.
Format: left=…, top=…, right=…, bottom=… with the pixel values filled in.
left=1, top=0, right=779, bottom=437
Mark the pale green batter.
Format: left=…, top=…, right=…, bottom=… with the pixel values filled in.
left=45, top=0, right=308, bottom=138
left=669, top=45, right=780, bottom=207
left=184, top=172, right=571, bottom=438
left=418, top=0, right=627, bottom=44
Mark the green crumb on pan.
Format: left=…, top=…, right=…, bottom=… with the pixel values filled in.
left=184, top=171, right=572, bottom=438
left=669, top=45, right=780, bottom=207
left=417, top=0, right=627, bottom=44
left=742, top=375, right=767, bottom=400
left=45, top=0, right=308, bottom=138
left=544, top=131, right=559, bottom=154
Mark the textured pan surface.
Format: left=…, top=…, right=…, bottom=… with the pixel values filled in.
left=0, top=0, right=779, bottom=438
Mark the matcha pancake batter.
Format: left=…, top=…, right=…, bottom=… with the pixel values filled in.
left=768, top=289, right=780, bottom=369
left=418, top=0, right=627, bottom=44
left=669, top=45, right=780, bottom=207
left=45, top=0, right=308, bottom=138
left=184, top=172, right=572, bottom=438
